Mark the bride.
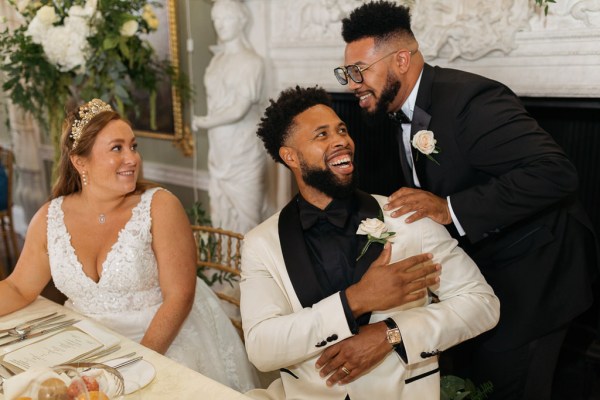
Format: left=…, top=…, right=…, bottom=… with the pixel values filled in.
left=0, top=99, right=259, bottom=392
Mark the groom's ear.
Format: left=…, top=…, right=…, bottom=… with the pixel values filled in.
left=279, top=146, right=298, bottom=169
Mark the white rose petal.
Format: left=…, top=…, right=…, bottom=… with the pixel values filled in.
left=412, top=130, right=437, bottom=155
left=356, top=218, right=388, bottom=239
left=120, top=20, right=138, bottom=37
left=16, top=0, right=31, bottom=13
left=36, top=5, right=59, bottom=25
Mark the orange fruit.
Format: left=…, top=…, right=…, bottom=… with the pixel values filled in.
left=77, top=391, right=109, bottom=400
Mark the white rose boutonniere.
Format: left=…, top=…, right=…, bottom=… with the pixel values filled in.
left=356, top=218, right=396, bottom=261
left=412, top=130, right=441, bottom=165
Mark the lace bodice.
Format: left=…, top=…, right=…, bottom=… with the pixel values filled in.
left=47, top=188, right=163, bottom=315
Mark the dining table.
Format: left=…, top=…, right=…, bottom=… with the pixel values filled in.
left=0, top=296, right=254, bottom=399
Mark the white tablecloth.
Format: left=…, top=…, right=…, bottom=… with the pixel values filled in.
left=0, top=296, right=252, bottom=399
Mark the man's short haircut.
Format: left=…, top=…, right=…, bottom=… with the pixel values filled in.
left=256, top=86, right=333, bottom=165
left=341, top=1, right=414, bottom=45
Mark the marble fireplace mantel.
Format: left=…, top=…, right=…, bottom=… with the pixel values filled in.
left=244, top=0, right=600, bottom=99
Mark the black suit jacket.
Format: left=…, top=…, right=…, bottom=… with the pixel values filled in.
left=401, top=63, right=599, bottom=350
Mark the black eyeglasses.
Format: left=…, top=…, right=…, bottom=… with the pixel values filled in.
left=334, top=49, right=414, bottom=85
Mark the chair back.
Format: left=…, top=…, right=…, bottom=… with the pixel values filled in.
left=0, top=146, right=18, bottom=279
left=0, top=146, right=13, bottom=212
left=191, top=225, right=244, bottom=337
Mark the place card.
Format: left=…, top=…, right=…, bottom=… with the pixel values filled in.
left=2, top=329, right=102, bottom=370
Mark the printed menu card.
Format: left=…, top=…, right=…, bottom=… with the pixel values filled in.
left=2, top=329, right=101, bottom=370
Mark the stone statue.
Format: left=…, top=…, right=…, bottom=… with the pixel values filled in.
left=192, top=0, right=266, bottom=235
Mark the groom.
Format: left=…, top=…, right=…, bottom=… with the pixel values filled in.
left=240, top=86, right=500, bottom=400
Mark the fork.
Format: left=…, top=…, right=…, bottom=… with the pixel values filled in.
left=0, top=314, right=67, bottom=339
left=0, top=319, right=80, bottom=348
left=0, top=312, right=58, bottom=334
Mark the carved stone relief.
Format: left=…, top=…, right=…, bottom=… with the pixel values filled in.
left=270, top=0, right=363, bottom=45
left=251, top=0, right=600, bottom=97
left=268, top=0, right=598, bottom=60
left=412, top=0, right=532, bottom=61
left=528, top=0, right=600, bottom=29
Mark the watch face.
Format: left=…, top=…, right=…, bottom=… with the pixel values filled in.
left=387, top=328, right=402, bottom=345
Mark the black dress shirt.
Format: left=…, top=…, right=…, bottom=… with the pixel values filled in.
left=297, top=194, right=364, bottom=333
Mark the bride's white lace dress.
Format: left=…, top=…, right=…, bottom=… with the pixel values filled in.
left=47, top=187, right=259, bottom=392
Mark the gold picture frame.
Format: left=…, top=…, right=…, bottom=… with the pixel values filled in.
left=132, top=0, right=193, bottom=156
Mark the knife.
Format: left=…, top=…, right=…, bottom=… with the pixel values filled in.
left=0, top=319, right=80, bottom=348
left=0, top=312, right=58, bottom=334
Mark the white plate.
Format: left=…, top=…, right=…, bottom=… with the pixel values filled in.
left=105, top=357, right=156, bottom=395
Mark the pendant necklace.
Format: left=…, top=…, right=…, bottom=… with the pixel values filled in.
left=99, top=213, right=106, bottom=224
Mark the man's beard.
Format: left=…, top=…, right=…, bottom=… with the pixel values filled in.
left=361, top=72, right=401, bottom=125
left=300, top=159, right=357, bottom=199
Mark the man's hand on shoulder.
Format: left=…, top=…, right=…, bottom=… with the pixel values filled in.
left=315, top=322, right=390, bottom=386
left=346, top=245, right=440, bottom=316
left=385, top=187, right=451, bottom=225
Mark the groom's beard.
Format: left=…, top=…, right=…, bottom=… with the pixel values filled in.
left=300, top=160, right=357, bottom=200
left=361, top=72, right=401, bottom=125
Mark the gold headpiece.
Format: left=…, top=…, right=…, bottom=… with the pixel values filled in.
left=70, top=98, right=113, bottom=150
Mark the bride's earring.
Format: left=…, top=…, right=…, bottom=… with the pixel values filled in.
left=81, top=171, right=88, bottom=186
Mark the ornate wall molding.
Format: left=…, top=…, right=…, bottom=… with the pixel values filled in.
left=245, top=0, right=600, bottom=98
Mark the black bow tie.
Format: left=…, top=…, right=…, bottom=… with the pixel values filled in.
left=299, top=205, right=348, bottom=230
left=388, top=110, right=411, bottom=124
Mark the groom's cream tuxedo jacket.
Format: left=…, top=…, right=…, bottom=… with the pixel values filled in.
left=241, top=192, right=499, bottom=400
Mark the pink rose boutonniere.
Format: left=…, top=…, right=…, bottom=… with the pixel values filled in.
left=356, top=218, right=396, bottom=261
left=412, top=130, right=441, bottom=165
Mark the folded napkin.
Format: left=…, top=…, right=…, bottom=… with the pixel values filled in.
left=3, top=366, right=68, bottom=400
left=73, top=320, right=120, bottom=349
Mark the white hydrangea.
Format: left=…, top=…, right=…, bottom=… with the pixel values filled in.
left=41, top=24, right=90, bottom=71
left=25, top=5, right=59, bottom=44
left=29, top=6, right=94, bottom=72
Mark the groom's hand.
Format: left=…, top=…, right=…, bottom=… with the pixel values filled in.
left=315, top=322, right=390, bottom=386
left=346, top=245, right=440, bottom=316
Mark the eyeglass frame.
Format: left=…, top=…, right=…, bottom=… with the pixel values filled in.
left=334, top=49, right=415, bottom=86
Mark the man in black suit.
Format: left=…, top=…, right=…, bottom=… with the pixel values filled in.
left=336, top=2, right=599, bottom=399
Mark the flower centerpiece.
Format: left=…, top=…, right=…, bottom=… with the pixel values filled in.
left=0, top=0, right=179, bottom=170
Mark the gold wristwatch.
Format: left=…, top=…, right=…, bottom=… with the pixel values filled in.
left=384, top=318, right=402, bottom=348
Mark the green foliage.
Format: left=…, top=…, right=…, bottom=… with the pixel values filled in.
left=534, top=0, right=557, bottom=15
left=441, top=375, right=493, bottom=400
left=187, top=201, right=239, bottom=288
left=0, top=0, right=187, bottom=171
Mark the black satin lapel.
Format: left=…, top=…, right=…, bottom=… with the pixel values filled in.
left=412, top=105, right=432, bottom=134
left=412, top=105, right=433, bottom=187
left=353, top=191, right=385, bottom=281
left=278, top=196, right=326, bottom=308
left=394, top=124, right=415, bottom=188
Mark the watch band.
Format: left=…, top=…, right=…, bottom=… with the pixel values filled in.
left=383, top=317, right=398, bottom=330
